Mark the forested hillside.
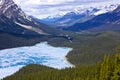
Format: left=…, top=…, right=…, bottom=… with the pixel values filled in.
left=48, top=32, right=120, bottom=65
left=3, top=48, right=120, bottom=80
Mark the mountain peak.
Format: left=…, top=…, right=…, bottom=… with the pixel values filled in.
left=114, top=5, right=120, bottom=13
left=64, top=5, right=120, bottom=32
left=0, top=0, right=25, bottom=19
left=0, top=0, right=62, bottom=36
left=0, top=0, right=14, bottom=12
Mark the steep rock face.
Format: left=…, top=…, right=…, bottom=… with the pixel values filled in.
left=0, top=0, right=61, bottom=35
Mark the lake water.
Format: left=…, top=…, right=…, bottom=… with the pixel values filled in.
left=0, top=42, right=73, bottom=79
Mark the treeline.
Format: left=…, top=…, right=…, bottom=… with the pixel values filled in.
left=48, top=32, right=120, bottom=65
left=3, top=52, right=120, bottom=80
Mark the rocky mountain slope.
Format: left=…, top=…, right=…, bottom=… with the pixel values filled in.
left=0, top=0, right=62, bottom=36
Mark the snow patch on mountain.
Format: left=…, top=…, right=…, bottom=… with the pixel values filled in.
left=0, top=0, right=5, bottom=6
left=94, top=5, right=118, bottom=15
left=15, top=22, right=48, bottom=35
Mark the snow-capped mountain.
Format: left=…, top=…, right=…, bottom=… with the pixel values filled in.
left=39, top=12, right=88, bottom=27
left=39, top=4, right=118, bottom=27
left=0, top=0, right=62, bottom=35
left=75, top=4, right=118, bottom=16
left=12, top=0, right=120, bottom=19
left=64, top=5, right=120, bottom=32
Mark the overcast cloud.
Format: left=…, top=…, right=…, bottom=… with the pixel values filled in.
left=13, top=0, right=120, bottom=19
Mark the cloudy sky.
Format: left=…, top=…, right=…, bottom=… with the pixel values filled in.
left=13, top=0, right=120, bottom=19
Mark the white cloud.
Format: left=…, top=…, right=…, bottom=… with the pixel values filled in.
left=13, top=0, right=120, bottom=19
left=39, top=0, right=74, bottom=4
left=14, top=0, right=74, bottom=5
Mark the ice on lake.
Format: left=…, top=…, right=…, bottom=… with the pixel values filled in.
left=0, top=42, right=73, bottom=79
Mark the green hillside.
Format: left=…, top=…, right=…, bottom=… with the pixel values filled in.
left=48, top=31, right=120, bottom=65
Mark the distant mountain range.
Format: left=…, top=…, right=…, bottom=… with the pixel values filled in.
left=0, top=0, right=119, bottom=35
left=64, top=5, right=120, bottom=33
left=0, top=0, right=63, bottom=36
left=37, top=4, right=120, bottom=33
left=39, top=4, right=118, bottom=28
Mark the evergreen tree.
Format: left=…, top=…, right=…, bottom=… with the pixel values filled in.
left=111, top=54, right=120, bottom=80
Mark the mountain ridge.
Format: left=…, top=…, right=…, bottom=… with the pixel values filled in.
left=0, top=0, right=63, bottom=36
left=38, top=4, right=118, bottom=28
left=64, top=5, right=120, bottom=32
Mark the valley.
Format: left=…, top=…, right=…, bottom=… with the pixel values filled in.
left=0, top=0, right=120, bottom=80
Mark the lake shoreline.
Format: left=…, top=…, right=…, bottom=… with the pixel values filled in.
left=0, top=42, right=74, bottom=79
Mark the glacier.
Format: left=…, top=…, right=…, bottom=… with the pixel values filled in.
left=0, top=42, right=73, bottom=79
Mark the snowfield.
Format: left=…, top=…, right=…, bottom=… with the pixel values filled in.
left=0, top=42, right=73, bottom=79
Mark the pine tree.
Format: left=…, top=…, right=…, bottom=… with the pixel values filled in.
left=111, top=54, right=120, bottom=80
left=99, top=54, right=113, bottom=80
